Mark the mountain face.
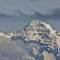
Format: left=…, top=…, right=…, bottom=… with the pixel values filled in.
left=0, top=19, right=60, bottom=60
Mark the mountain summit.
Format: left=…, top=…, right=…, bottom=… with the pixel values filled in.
left=23, top=19, right=56, bottom=40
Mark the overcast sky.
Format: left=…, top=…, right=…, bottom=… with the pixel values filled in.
left=0, top=0, right=60, bottom=14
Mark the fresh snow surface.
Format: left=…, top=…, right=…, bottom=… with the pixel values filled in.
left=0, top=19, right=60, bottom=60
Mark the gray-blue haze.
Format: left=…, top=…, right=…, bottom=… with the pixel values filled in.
left=0, top=16, right=60, bottom=33
left=0, top=0, right=60, bottom=32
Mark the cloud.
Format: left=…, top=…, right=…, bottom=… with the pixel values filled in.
left=0, top=8, right=60, bottom=19
left=14, top=10, right=29, bottom=17
left=12, top=9, right=60, bottom=20
left=48, top=8, right=60, bottom=18
left=31, top=8, right=60, bottom=19
left=0, top=13, right=16, bottom=18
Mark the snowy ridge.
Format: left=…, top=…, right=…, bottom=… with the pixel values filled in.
left=0, top=32, right=15, bottom=39
left=0, top=19, right=60, bottom=60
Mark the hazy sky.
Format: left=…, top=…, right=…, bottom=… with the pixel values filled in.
left=0, top=0, right=60, bottom=14
left=0, top=0, right=60, bottom=32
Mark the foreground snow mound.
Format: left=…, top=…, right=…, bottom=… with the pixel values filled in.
left=0, top=19, right=60, bottom=60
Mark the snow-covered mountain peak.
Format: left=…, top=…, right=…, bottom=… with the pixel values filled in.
left=24, top=19, right=56, bottom=35
left=25, top=19, right=49, bottom=29
left=0, top=19, right=57, bottom=42
left=0, top=19, right=60, bottom=60
left=22, top=19, right=57, bottom=42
